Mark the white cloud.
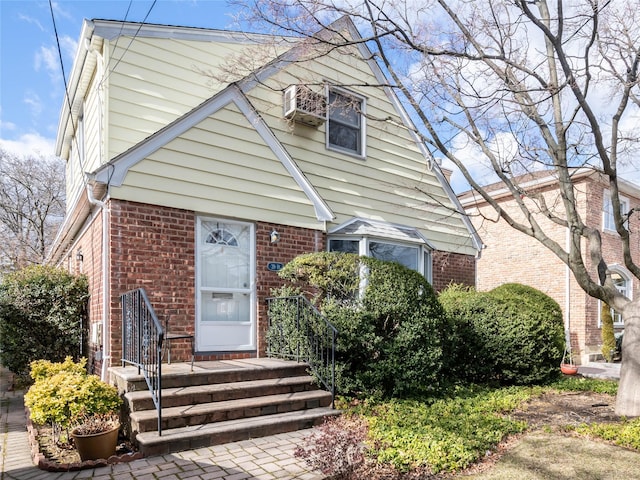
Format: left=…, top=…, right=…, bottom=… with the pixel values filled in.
left=60, top=35, right=78, bottom=63
left=0, top=121, right=16, bottom=133
left=439, top=136, right=500, bottom=193
left=24, top=91, right=43, bottom=119
left=0, top=133, right=56, bottom=158
left=35, top=44, right=61, bottom=83
left=619, top=162, right=640, bottom=188
left=18, top=13, right=45, bottom=32
left=50, top=1, right=74, bottom=22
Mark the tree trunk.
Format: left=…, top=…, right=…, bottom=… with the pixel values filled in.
left=615, top=301, right=640, bottom=417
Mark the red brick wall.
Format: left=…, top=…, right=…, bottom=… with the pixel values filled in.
left=108, top=200, right=196, bottom=365
left=69, top=198, right=476, bottom=369
left=105, top=204, right=327, bottom=365
left=57, top=209, right=106, bottom=375
left=432, top=251, right=476, bottom=292
left=583, top=180, right=639, bottom=347
left=255, top=222, right=325, bottom=355
left=471, top=175, right=640, bottom=361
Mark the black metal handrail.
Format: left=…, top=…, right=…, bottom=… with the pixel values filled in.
left=121, top=288, right=164, bottom=436
left=266, top=295, right=338, bottom=407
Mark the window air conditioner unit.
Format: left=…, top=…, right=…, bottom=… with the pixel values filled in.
left=283, top=85, right=327, bottom=127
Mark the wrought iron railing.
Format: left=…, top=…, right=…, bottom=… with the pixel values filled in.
left=266, top=295, right=338, bottom=407
left=121, top=288, right=164, bottom=435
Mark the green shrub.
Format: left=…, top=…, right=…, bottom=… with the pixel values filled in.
left=573, top=418, right=640, bottom=450
left=354, top=386, right=530, bottom=473
left=440, top=283, right=564, bottom=385
left=276, top=252, right=448, bottom=398
left=438, top=284, right=495, bottom=383
left=488, top=283, right=565, bottom=384
left=24, top=357, right=121, bottom=444
left=29, top=356, right=88, bottom=382
left=278, top=251, right=361, bottom=305
left=0, top=265, right=89, bottom=376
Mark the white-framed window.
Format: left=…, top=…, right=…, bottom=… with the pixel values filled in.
left=603, top=190, right=629, bottom=232
left=327, top=88, right=366, bottom=158
left=599, top=266, right=631, bottom=327
left=328, top=237, right=432, bottom=282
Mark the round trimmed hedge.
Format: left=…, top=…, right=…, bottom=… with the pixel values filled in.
left=439, top=283, right=564, bottom=385
left=277, top=252, right=448, bottom=398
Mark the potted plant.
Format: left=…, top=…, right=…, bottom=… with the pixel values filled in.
left=24, top=357, right=123, bottom=461
left=560, top=349, right=579, bottom=375
left=70, top=413, right=121, bottom=461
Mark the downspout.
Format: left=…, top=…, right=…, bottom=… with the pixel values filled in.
left=85, top=40, right=111, bottom=382
left=86, top=184, right=111, bottom=381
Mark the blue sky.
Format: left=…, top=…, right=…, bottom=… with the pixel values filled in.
left=1, top=1, right=638, bottom=188
left=0, top=0, right=241, bottom=158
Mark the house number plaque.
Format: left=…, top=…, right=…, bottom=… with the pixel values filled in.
left=267, top=262, right=284, bottom=271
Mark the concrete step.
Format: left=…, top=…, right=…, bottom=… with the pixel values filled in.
left=125, top=375, right=318, bottom=411
left=135, top=408, right=340, bottom=457
left=111, top=358, right=338, bottom=456
left=130, top=390, right=333, bottom=433
left=110, top=359, right=310, bottom=393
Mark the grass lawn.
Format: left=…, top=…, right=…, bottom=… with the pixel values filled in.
left=460, top=431, right=640, bottom=479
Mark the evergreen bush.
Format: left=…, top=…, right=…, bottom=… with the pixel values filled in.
left=440, top=283, right=564, bottom=385
left=0, top=265, right=88, bottom=376
left=276, top=252, right=447, bottom=398
left=438, top=284, right=495, bottom=383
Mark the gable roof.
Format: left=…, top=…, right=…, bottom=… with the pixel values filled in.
left=323, top=18, right=482, bottom=252
left=55, top=19, right=284, bottom=158
left=59, top=16, right=482, bottom=254
left=90, top=84, right=334, bottom=221
left=246, top=17, right=481, bottom=236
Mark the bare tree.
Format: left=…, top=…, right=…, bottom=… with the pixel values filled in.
left=235, top=0, right=640, bottom=415
left=0, top=148, right=65, bottom=272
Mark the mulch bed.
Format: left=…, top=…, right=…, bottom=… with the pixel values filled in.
left=24, top=407, right=142, bottom=472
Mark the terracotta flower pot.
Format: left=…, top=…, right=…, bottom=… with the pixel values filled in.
left=560, top=363, right=579, bottom=375
left=71, top=423, right=119, bottom=461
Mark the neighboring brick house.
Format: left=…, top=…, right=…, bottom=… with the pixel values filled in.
left=48, top=18, right=481, bottom=379
left=460, top=169, right=640, bottom=364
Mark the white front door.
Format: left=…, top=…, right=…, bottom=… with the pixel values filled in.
left=196, top=217, right=255, bottom=351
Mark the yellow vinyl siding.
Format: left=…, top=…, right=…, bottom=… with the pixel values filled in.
left=65, top=146, right=83, bottom=215
left=105, top=36, right=277, bottom=160
left=65, top=67, right=103, bottom=210
left=98, top=28, right=475, bottom=255
left=83, top=70, right=103, bottom=173
left=109, top=102, right=319, bottom=227
left=113, top=184, right=322, bottom=230
left=250, top=49, right=475, bottom=254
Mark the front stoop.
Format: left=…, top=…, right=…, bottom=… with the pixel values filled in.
left=109, top=358, right=339, bottom=457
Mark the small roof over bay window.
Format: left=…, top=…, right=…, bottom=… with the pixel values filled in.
left=328, top=218, right=433, bottom=281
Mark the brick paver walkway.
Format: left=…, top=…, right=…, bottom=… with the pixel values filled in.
left=0, top=365, right=323, bottom=480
